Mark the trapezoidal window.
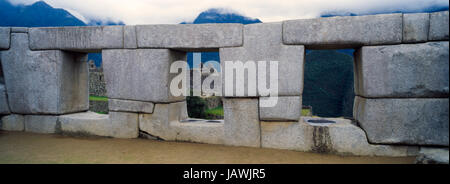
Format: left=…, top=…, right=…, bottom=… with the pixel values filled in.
left=302, top=49, right=355, bottom=118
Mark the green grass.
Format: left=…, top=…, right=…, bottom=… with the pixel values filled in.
left=89, top=96, right=108, bottom=102
left=205, top=106, right=224, bottom=116
left=301, top=109, right=311, bottom=116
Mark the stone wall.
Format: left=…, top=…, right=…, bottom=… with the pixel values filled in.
left=0, top=11, right=448, bottom=159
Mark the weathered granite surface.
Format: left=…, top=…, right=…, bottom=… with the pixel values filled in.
left=24, top=115, right=58, bottom=134
left=261, top=118, right=419, bottom=157
left=59, top=111, right=111, bottom=137
left=29, top=26, right=123, bottom=52
left=136, top=24, right=242, bottom=51
left=0, top=27, right=10, bottom=49
left=354, top=96, right=449, bottom=146
left=283, top=13, right=402, bottom=48
left=124, top=25, right=137, bottom=49
left=109, top=111, right=139, bottom=138
left=403, top=13, right=429, bottom=43
left=429, top=11, right=449, bottom=41
left=355, top=42, right=449, bottom=98
left=415, top=147, right=449, bottom=164
left=220, top=23, right=304, bottom=97
left=109, top=99, right=154, bottom=113
left=1, top=114, right=24, bottom=131
left=102, top=49, right=186, bottom=103
left=11, top=27, right=28, bottom=33
left=171, top=120, right=224, bottom=145
left=0, top=84, right=10, bottom=114
left=259, top=96, right=302, bottom=121
left=1, top=33, right=89, bottom=114
left=223, top=98, right=260, bottom=147
left=139, top=101, right=188, bottom=140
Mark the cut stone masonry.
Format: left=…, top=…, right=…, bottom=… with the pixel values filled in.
left=0, top=11, right=448, bottom=159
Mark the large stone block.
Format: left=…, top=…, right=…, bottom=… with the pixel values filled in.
left=59, top=111, right=111, bottom=137
left=11, top=27, right=28, bottom=33
left=29, top=26, right=123, bottom=52
left=1, top=33, right=89, bottom=114
left=223, top=98, right=260, bottom=147
left=1, top=114, right=24, bottom=131
left=260, top=121, right=311, bottom=152
left=259, top=96, right=302, bottom=121
left=415, top=147, right=449, bottom=164
left=102, top=49, right=186, bottom=103
left=109, top=111, right=139, bottom=138
left=171, top=120, right=224, bottom=145
left=0, top=84, right=10, bottom=114
left=0, top=27, right=10, bottom=49
left=261, top=118, right=418, bottom=157
left=24, top=115, right=58, bottom=134
left=429, top=11, right=449, bottom=41
left=403, top=13, right=429, bottom=43
left=124, top=25, right=137, bottom=49
left=136, top=24, right=242, bottom=51
left=220, top=23, right=304, bottom=97
left=108, top=99, right=154, bottom=113
left=354, top=97, right=449, bottom=146
left=283, top=13, right=402, bottom=49
left=355, top=42, right=449, bottom=98
left=139, top=101, right=188, bottom=140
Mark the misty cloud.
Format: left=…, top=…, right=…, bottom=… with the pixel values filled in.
left=8, top=0, right=449, bottom=24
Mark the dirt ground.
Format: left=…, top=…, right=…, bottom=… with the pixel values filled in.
left=0, top=131, right=415, bottom=164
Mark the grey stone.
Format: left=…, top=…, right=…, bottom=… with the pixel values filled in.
left=403, top=13, right=429, bottom=43
left=124, top=26, right=137, bottom=49
left=1, top=33, right=89, bottom=114
left=171, top=120, right=224, bottom=145
left=429, top=11, right=449, bottom=41
left=109, top=111, right=138, bottom=138
left=283, top=13, right=402, bottom=49
left=108, top=99, right=154, bottom=113
left=223, top=98, right=260, bottom=147
left=59, top=111, right=111, bottom=137
left=11, top=27, right=28, bottom=33
left=354, top=96, right=449, bottom=146
left=139, top=101, right=188, bottom=140
left=89, top=100, right=108, bottom=113
left=0, top=84, right=10, bottom=114
left=136, top=24, right=242, bottom=51
left=415, top=147, right=449, bottom=164
left=259, top=96, right=302, bottom=121
left=261, top=118, right=418, bottom=157
left=24, top=115, right=58, bottom=134
left=0, top=27, right=10, bottom=49
left=260, top=121, right=311, bottom=152
left=29, top=26, right=123, bottom=52
left=102, top=49, right=186, bottom=103
left=1, top=114, right=24, bottom=131
left=220, top=23, right=304, bottom=97
left=355, top=42, right=449, bottom=98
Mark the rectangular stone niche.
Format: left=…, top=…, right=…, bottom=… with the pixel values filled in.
left=1, top=33, right=89, bottom=115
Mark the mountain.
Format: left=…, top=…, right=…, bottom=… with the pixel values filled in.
left=320, top=5, right=449, bottom=17
left=183, top=8, right=261, bottom=24
left=0, top=0, right=85, bottom=27
left=184, top=8, right=262, bottom=68
left=0, top=0, right=123, bottom=67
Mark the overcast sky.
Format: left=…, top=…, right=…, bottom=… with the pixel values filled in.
left=7, top=0, right=450, bottom=25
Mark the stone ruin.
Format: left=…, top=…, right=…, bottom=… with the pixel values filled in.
left=0, top=12, right=448, bottom=162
